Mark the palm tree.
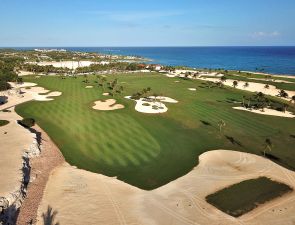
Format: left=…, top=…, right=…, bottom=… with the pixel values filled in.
left=220, top=76, right=227, bottom=83
left=243, top=82, right=249, bottom=89
left=278, top=89, right=289, bottom=98
left=218, top=120, right=226, bottom=133
left=263, top=138, right=273, bottom=156
left=283, top=103, right=289, bottom=113
left=242, top=95, right=246, bottom=107
left=233, top=80, right=238, bottom=88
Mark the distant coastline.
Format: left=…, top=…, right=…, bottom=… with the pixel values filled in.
left=2, top=46, right=295, bottom=76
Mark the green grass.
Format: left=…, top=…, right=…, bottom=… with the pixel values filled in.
left=206, top=177, right=293, bottom=217
left=0, top=120, right=9, bottom=127
left=15, top=73, right=295, bottom=190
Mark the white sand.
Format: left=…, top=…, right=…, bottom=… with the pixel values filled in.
left=188, top=88, right=197, bottom=91
left=233, top=107, right=295, bottom=118
left=102, top=92, right=110, bottom=96
left=125, top=96, right=178, bottom=114
left=29, top=61, right=109, bottom=70
left=197, top=77, right=295, bottom=100
left=0, top=82, right=62, bottom=110
left=85, top=86, right=93, bottom=89
left=150, top=96, right=179, bottom=103
left=18, top=70, right=35, bottom=76
left=92, top=99, right=124, bottom=111
left=36, top=150, right=295, bottom=225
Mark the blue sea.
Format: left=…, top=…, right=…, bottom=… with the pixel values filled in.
left=13, top=46, right=295, bottom=75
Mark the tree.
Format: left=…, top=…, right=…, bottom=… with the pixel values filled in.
left=263, top=138, right=273, bottom=156
left=292, top=95, right=295, bottom=104
left=233, top=80, right=238, bottom=88
left=220, top=76, right=227, bottom=83
left=242, top=95, right=246, bottom=107
left=243, top=82, right=249, bottom=89
left=218, top=120, right=226, bottom=133
left=264, top=84, right=269, bottom=89
left=278, top=89, right=288, bottom=98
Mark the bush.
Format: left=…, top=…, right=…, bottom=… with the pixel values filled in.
left=18, top=118, right=35, bottom=128
left=0, top=120, right=9, bottom=127
left=142, top=102, right=150, bottom=106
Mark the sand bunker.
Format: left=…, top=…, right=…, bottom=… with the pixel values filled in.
left=36, top=150, right=295, bottom=225
left=188, top=88, right=197, bottom=91
left=85, top=86, right=93, bottom=89
left=125, top=96, right=178, bottom=114
left=34, top=91, right=62, bottom=101
left=92, top=99, right=124, bottom=111
left=102, top=92, right=110, bottom=96
left=0, top=82, right=62, bottom=110
left=234, top=107, right=295, bottom=118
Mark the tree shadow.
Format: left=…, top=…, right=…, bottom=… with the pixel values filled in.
left=200, top=120, right=212, bottom=126
left=42, top=206, right=60, bottom=225
left=262, top=152, right=280, bottom=161
left=290, top=134, right=295, bottom=139
left=0, top=204, right=19, bottom=225
left=225, top=135, right=243, bottom=147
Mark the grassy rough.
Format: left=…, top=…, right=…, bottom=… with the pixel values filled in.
left=15, top=73, right=295, bottom=190
left=206, top=176, right=293, bottom=217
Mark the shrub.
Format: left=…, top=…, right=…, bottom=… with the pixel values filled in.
left=0, top=120, right=9, bottom=127
left=18, top=118, right=35, bottom=128
left=142, top=103, right=150, bottom=106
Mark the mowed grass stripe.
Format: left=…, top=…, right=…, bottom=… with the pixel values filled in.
left=15, top=74, right=295, bottom=189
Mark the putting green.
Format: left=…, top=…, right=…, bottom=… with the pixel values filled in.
left=16, top=73, right=295, bottom=190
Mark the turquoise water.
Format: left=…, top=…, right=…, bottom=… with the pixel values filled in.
left=13, top=47, right=295, bottom=75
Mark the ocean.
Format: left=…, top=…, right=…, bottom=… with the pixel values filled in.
left=13, top=46, right=295, bottom=75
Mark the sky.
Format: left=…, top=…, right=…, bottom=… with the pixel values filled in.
left=0, top=0, right=295, bottom=47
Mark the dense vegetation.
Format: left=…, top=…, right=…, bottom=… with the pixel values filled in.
left=206, top=177, right=293, bottom=217
left=16, top=74, right=295, bottom=189
left=0, top=57, right=19, bottom=91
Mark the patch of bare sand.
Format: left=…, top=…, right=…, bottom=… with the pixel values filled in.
left=234, top=107, right=295, bottom=118
left=92, top=99, right=124, bottom=111
left=36, top=150, right=295, bottom=225
left=85, top=86, right=93, bottom=89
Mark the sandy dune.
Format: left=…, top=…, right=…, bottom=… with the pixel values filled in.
left=36, top=150, right=295, bottom=225
left=92, top=99, right=124, bottom=111
left=234, top=107, right=295, bottom=118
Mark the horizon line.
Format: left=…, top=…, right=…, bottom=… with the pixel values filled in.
left=1, top=45, right=295, bottom=48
